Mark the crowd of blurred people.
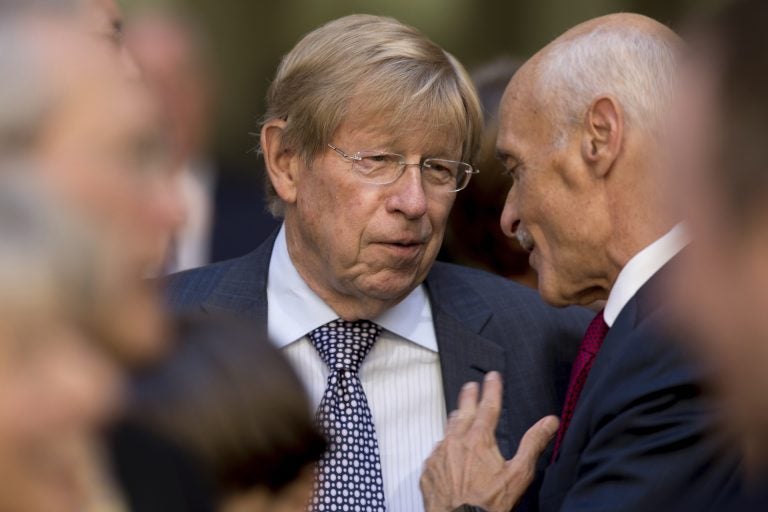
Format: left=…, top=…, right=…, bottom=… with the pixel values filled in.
left=0, top=0, right=766, bottom=511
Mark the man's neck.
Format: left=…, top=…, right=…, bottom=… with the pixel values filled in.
left=605, top=210, right=678, bottom=288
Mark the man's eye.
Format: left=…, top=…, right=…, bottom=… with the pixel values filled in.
left=501, top=166, right=518, bottom=180
left=426, top=163, right=451, bottom=173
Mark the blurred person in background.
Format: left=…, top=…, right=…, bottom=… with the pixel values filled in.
left=167, top=14, right=589, bottom=512
left=0, top=172, right=121, bottom=512
left=421, top=13, right=740, bottom=512
left=440, top=57, right=538, bottom=288
left=0, top=13, right=186, bottom=366
left=126, top=10, right=278, bottom=273
left=666, top=0, right=768, bottom=508
left=128, top=314, right=326, bottom=512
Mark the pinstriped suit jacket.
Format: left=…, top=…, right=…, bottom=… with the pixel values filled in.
left=163, top=230, right=591, bottom=510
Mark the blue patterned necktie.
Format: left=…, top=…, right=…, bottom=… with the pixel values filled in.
left=308, top=319, right=387, bottom=512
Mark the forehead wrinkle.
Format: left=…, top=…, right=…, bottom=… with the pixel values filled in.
left=338, top=107, right=462, bottom=159
left=391, top=125, right=462, bottom=160
left=342, top=82, right=467, bottom=159
left=498, top=63, right=550, bottom=158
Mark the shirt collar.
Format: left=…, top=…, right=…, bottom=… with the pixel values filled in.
left=267, top=224, right=438, bottom=351
left=603, top=223, right=690, bottom=327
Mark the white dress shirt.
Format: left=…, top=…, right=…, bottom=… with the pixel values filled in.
left=267, top=225, right=445, bottom=512
left=604, top=223, right=690, bottom=327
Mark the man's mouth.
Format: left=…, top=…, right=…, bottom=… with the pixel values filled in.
left=376, top=238, right=427, bottom=257
left=381, top=240, right=424, bottom=248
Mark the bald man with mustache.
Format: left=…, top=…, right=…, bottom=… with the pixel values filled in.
left=420, top=13, right=741, bottom=512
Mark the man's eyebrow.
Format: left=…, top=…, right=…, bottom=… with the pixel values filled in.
left=495, top=149, right=517, bottom=164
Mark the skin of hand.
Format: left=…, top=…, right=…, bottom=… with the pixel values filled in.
left=420, top=371, right=560, bottom=512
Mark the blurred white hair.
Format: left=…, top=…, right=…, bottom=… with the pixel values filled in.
left=0, top=170, right=106, bottom=322
left=0, top=21, right=50, bottom=162
left=537, top=23, right=678, bottom=143
left=0, top=1, right=91, bottom=163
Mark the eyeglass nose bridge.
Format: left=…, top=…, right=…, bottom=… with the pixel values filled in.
left=389, top=161, right=432, bottom=186
left=389, top=161, right=476, bottom=192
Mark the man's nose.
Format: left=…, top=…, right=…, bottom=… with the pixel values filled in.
left=500, top=188, right=521, bottom=239
left=386, top=164, right=428, bottom=220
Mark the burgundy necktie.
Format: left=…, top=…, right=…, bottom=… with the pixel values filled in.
left=551, top=310, right=610, bottom=462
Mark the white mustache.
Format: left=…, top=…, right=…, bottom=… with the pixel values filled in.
left=515, top=228, right=535, bottom=252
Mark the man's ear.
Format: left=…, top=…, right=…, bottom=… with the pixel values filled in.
left=580, top=96, right=623, bottom=179
left=261, top=119, right=300, bottom=205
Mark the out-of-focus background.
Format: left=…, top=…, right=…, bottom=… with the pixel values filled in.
left=123, top=0, right=725, bottom=283
left=124, top=0, right=720, bottom=168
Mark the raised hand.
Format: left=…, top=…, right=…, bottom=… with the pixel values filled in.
left=420, top=371, right=559, bottom=512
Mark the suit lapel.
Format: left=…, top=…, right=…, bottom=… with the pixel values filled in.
left=576, top=256, right=677, bottom=421
left=426, top=264, right=512, bottom=457
left=198, top=246, right=514, bottom=455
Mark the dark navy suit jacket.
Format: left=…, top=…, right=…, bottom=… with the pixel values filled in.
left=164, top=230, right=591, bottom=510
left=539, top=264, right=741, bottom=512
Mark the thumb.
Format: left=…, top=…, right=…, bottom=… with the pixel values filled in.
left=513, top=415, right=560, bottom=463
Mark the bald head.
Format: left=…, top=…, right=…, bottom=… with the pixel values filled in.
left=506, top=13, right=682, bottom=142
left=497, top=14, right=684, bottom=306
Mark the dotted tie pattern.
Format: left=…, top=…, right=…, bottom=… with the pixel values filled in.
left=307, top=319, right=386, bottom=512
left=551, top=310, right=610, bottom=462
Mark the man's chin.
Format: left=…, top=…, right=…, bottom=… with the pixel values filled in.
left=536, top=276, right=573, bottom=308
left=353, top=268, right=424, bottom=304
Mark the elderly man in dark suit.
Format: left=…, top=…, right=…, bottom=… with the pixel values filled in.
left=420, top=13, right=741, bottom=512
left=165, top=14, right=589, bottom=512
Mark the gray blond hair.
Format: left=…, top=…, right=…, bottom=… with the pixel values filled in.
left=261, top=14, right=483, bottom=217
left=0, top=2, right=91, bottom=165
left=537, top=23, right=679, bottom=143
left=0, top=171, right=107, bottom=325
left=0, top=21, right=51, bottom=163
left=0, top=0, right=80, bottom=15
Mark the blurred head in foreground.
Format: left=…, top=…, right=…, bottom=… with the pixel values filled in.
left=0, top=0, right=139, bottom=78
left=667, top=0, right=768, bottom=473
left=130, top=314, right=325, bottom=512
left=0, top=172, right=120, bottom=512
left=0, top=14, right=186, bottom=365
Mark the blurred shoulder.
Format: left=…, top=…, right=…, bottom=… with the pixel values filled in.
left=164, top=258, right=232, bottom=297
left=163, top=230, right=277, bottom=310
left=162, top=251, right=264, bottom=311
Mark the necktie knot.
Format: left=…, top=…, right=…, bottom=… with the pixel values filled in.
left=308, top=319, right=382, bottom=373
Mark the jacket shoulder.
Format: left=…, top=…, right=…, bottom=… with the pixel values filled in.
left=429, top=261, right=592, bottom=333
left=162, top=254, right=256, bottom=311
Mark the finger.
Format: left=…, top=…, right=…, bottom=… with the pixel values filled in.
left=471, top=371, right=504, bottom=435
left=419, top=471, right=439, bottom=511
left=445, top=381, right=479, bottom=436
left=513, top=415, right=560, bottom=464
